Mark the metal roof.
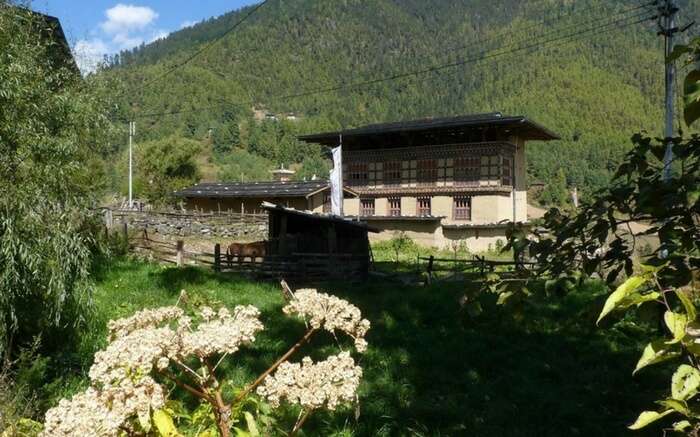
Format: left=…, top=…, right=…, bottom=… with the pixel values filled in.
left=261, top=202, right=379, bottom=233
left=174, top=180, right=356, bottom=199
left=298, top=112, right=559, bottom=148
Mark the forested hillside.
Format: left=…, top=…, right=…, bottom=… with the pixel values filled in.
left=101, top=0, right=700, bottom=203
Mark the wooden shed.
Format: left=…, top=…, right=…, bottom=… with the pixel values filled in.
left=262, top=202, right=377, bottom=278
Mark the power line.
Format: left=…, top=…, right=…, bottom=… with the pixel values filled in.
left=127, top=6, right=656, bottom=121
left=130, top=0, right=269, bottom=95
left=265, top=9, right=657, bottom=102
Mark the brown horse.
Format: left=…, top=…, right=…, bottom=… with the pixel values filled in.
left=226, top=241, right=266, bottom=266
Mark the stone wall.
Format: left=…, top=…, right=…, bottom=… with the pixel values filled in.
left=106, top=209, right=268, bottom=240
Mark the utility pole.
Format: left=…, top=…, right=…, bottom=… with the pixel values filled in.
left=128, top=121, right=135, bottom=208
left=661, top=0, right=679, bottom=182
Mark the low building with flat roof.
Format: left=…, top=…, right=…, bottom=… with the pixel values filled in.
left=174, top=179, right=358, bottom=215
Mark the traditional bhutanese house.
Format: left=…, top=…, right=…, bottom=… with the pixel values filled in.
left=299, top=112, right=559, bottom=251
left=174, top=170, right=358, bottom=214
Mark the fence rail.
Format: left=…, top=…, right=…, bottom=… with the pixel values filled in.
left=125, top=228, right=367, bottom=280
left=418, top=255, right=537, bottom=279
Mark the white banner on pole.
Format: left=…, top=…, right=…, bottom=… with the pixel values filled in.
left=330, top=140, right=343, bottom=216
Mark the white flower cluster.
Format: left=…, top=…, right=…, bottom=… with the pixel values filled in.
left=256, top=352, right=362, bottom=411
left=180, top=306, right=263, bottom=356
left=41, top=304, right=263, bottom=436
left=283, top=289, right=371, bottom=352
left=107, top=306, right=183, bottom=340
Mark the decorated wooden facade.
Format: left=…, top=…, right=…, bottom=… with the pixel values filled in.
left=299, top=113, right=559, bottom=250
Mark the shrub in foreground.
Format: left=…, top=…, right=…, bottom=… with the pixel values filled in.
left=40, top=287, right=370, bottom=436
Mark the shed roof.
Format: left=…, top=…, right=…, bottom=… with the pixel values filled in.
left=174, top=180, right=357, bottom=199
left=262, top=202, right=379, bottom=233
left=298, top=112, right=559, bottom=149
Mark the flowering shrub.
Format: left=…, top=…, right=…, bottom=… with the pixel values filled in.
left=41, top=286, right=369, bottom=436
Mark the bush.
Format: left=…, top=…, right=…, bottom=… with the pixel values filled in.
left=40, top=287, right=370, bottom=437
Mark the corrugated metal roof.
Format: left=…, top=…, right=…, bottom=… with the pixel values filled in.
left=174, top=180, right=330, bottom=198
left=261, top=202, right=379, bottom=233
left=298, top=112, right=559, bottom=147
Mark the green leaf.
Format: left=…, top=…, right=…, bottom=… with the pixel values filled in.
left=657, top=398, right=690, bottom=416
left=634, top=340, right=681, bottom=375
left=628, top=410, right=673, bottom=430
left=665, top=311, right=689, bottom=344
left=234, top=427, right=252, bottom=437
left=684, top=70, right=700, bottom=127
left=497, top=291, right=514, bottom=305
left=672, top=365, right=700, bottom=401
left=597, top=276, right=648, bottom=325
left=153, top=409, right=181, bottom=437
left=673, top=420, right=692, bottom=432
left=243, top=412, right=260, bottom=437
left=675, top=289, right=697, bottom=321
left=668, top=44, right=693, bottom=62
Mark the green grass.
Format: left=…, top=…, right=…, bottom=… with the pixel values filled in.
left=43, top=259, right=669, bottom=436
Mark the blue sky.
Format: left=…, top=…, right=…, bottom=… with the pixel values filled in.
left=32, top=1, right=259, bottom=72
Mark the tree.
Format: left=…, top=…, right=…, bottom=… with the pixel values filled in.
left=537, top=168, right=570, bottom=207
left=0, top=5, right=114, bottom=360
left=213, top=121, right=241, bottom=154
left=130, top=136, right=201, bottom=205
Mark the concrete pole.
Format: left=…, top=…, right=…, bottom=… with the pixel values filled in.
left=663, top=0, right=678, bottom=182
left=128, top=121, right=135, bottom=208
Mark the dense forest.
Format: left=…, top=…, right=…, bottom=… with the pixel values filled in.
left=99, top=0, right=700, bottom=204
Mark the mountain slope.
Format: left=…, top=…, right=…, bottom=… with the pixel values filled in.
left=104, top=0, right=700, bottom=197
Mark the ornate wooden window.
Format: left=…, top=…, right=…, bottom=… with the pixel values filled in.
left=347, top=162, right=368, bottom=186
left=453, top=196, right=471, bottom=221
left=417, top=159, right=437, bottom=186
left=403, top=160, right=418, bottom=184
left=417, top=197, right=431, bottom=217
left=502, top=156, right=512, bottom=186
left=388, top=197, right=401, bottom=217
left=454, top=157, right=480, bottom=186
left=383, top=161, right=402, bottom=186
left=481, top=155, right=501, bottom=185
left=368, top=162, right=381, bottom=187
left=360, top=198, right=375, bottom=217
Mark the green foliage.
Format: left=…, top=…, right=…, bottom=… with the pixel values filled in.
left=126, top=136, right=201, bottom=204
left=97, top=0, right=698, bottom=198
left=44, top=259, right=667, bottom=436
left=537, top=168, right=570, bottom=208
left=502, top=131, right=699, bottom=429
left=0, top=5, right=116, bottom=360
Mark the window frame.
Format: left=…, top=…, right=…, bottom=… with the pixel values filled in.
left=388, top=197, right=401, bottom=217
left=360, top=198, right=375, bottom=217
left=417, top=196, right=431, bottom=217
left=453, top=196, right=472, bottom=221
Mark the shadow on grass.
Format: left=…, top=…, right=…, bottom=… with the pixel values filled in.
left=78, top=261, right=667, bottom=436
left=296, top=280, right=668, bottom=437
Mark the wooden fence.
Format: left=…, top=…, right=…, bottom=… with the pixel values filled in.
left=418, top=255, right=538, bottom=280
left=127, top=230, right=368, bottom=280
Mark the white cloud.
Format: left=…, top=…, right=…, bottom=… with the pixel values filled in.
left=180, top=20, right=197, bottom=29
left=100, top=4, right=158, bottom=34
left=112, top=32, right=144, bottom=49
left=73, top=39, right=109, bottom=74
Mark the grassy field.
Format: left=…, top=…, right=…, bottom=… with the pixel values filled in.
left=41, top=259, right=670, bottom=436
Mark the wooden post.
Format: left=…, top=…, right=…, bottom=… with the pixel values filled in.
left=279, top=214, right=288, bottom=255
left=176, top=240, right=184, bottom=267
left=426, top=255, right=434, bottom=285
left=214, top=243, right=221, bottom=272
left=122, top=222, right=128, bottom=244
